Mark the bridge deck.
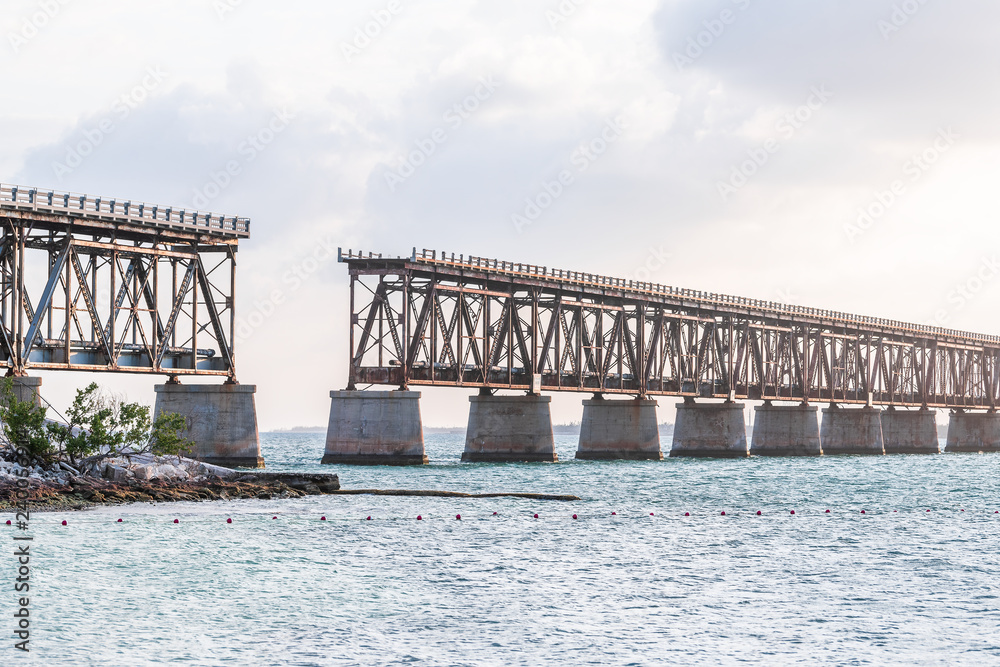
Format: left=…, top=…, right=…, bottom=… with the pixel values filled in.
left=342, top=248, right=1000, bottom=409
left=1, top=183, right=249, bottom=240
left=0, top=185, right=245, bottom=377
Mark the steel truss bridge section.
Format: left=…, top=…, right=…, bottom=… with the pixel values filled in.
left=0, top=184, right=247, bottom=378
left=342, top=248, right=1000, bottom=409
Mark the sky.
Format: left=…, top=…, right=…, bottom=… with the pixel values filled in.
left=3, top=0, right=1000, bottom=429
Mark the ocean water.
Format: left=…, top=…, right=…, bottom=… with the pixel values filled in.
left=5, top=433, right=1000, bottom=666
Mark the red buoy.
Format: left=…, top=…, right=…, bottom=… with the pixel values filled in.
left=825, top=510, right=830, bottom=513
left=790, top=510, right=795, bottom=515
left=684, top=512, right=690, bottom=516
left=226, top=518, right=232, bottom=524
left=533, top=513, right=539, bottom=519
left=417, top=515, right=422, bottom=520
left=117, top=518, right=123, bottom=523
left=721, top=511, right=726, bottom=516
left=756, top=510, right=761, bottom=516
left=455, top=514, right=461, bottom=520
left=173, top=519, right=179, bottom=524
left=650, top=512, right=654, bottom=516
left=493, top=512, right=498, bottom=515
left=861, top=510, right=866, bottom=514
left=926, top=509, right=931, bottom=512
left=366, top=516, right=372, bottom=521
left=61, top=520, right=67, bottom=526
left=272, top=516, right=277, bottom=520
left=5, top=520, right=10, bottom=525
left=572, top=514, right=578, bottom=519
left=611, top=512, right=617, bottom=516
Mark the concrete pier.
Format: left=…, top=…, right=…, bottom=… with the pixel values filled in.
left=463, top=394, right=557, bottom=462
left=945, top=410, right=1000, bottom=453
left=7, top=376, right=42, bottom=406
left=322, top=390, right=427, bottom=465
left=153, top=383, right=264, bottom=468
left=820, top=406, right=884, bottom=455
left=750, top=403, right=822, bottom=456
left=670, top=400, right=748, bottom=458
left=576, top=397, right=662, bottom=460
left=881, top=408, right=939, bottom=454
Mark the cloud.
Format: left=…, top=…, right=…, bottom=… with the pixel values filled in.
left=4, top=0, right=1000, bottom=427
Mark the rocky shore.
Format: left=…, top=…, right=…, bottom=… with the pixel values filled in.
left=0, top=454, right=340, bottom=511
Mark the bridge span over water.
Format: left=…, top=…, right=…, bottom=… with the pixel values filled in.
left=0, top=184, right=262, bottom=468
left=324, top=248, right=1000, bottom=463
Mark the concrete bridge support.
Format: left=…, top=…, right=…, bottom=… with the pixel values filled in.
left=750, top=403, right=822, bottom=456
left=945, top=410, right=1000, bottom=453
left=575, top=396, right=662, bottom=460
left=670, top=400, right=748, bottom=458
left=881, top=408, right=939, bottom=454
left=6, top=376, right=42, bottom=406
left=154, top=383, right=264, bottom=468
left=323, top=390, right=427, bottom=465
left=463, top=393, right=557, bottom=462
left=820, top=406, right=884, bottom=455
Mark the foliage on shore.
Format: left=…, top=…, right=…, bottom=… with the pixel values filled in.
left=0, top=378, right=192, bottom=466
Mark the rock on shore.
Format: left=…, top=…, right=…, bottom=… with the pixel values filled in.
left=0, top=454, right=340, bottom=511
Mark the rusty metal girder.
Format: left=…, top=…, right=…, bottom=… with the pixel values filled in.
left=341, top=249, right=1000, bottom=408
left=0, top=189, right=245, bottom=378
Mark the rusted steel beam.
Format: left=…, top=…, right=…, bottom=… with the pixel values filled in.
left=341, top=249, right=1000, bottom=408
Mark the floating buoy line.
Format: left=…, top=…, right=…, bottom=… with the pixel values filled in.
left=8, top=508, right=998, bottom=527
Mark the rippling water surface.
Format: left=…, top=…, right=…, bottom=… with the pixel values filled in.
left=8, top=433, right=1000, bottom=666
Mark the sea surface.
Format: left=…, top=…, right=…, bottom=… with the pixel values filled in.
left=5, top=432, right=1000, bottom=666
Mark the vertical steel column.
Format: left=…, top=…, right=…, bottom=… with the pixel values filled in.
left=14, top=225, right=24, bottom=374
left=401, top=272, right=410, bottom=389
left=190, top=255, right=198, bottom=371
left=347, top=273, right=356, bottom=390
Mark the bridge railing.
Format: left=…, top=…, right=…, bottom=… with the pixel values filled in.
left=338, top=248, right=1000, bottom=346
left=0, top=183, right=250, bottom=237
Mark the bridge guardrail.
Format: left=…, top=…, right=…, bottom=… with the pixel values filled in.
left=337, top=247, right=1000, bottom=347
left=0, top=183, right=250, bottom=238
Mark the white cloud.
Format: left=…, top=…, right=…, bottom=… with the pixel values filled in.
left=3, top=0, right=1000, bottom=428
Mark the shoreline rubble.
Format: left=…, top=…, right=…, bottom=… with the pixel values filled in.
left=0, top=454, right=578, bottom=511
left=0, top=453, right=341, bottom=511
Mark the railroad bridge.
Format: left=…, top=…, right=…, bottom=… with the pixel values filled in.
left=0, top=184, right=261, bottom=467
left=325, top=248, right=1000, bottom=463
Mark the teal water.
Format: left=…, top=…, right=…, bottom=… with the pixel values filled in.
left=5, top=433, right=1000, bottom=665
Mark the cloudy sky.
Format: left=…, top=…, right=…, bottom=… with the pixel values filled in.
left=3, top=0, right=1000, bottom=429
